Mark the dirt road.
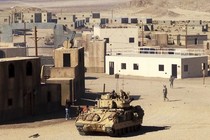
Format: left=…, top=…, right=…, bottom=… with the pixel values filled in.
left=1, top=73, right=210, bottom=140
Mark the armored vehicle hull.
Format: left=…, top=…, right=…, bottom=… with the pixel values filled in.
left=75, top=90, right=144, bottom=136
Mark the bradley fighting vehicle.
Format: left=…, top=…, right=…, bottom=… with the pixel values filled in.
left=75, top=90, right=144, bottom=136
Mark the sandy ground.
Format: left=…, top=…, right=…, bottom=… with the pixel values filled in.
left=0, top=73, right=210, bottom=140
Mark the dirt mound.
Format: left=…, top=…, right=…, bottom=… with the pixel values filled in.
left=129, top=0, right=152, bottom=7
left=139, top=6, right=180, bottom=18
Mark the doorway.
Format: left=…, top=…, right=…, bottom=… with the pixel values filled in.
left=172, top=64, right=177, bottom=78
left=109, top=62, right=114, bottom=75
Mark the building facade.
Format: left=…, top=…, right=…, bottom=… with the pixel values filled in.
left=106, top=54, right=208, bottom=79
left=0, top=57, right=61, bottom=122
left=46, top=44, right=85, bottom=106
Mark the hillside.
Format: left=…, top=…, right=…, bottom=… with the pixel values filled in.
left=126, top=0, right=210, bottom=20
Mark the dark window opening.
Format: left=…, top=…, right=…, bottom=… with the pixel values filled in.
left=92, top=13, right=100, bottom=18
left=159, top=65, right=164, bottom=71
left=129, top=37, right=135, bottom=43
left=8, top=98, right=13, bottom=106
left=8, top=63, right=15, bottom=78
left=26, top=61, right=33, bottom=76
left=207, top=42, right=209, bottom=50
left=202, top=63, right=206, bottom=70
left=133, top=64, right=139, bottom=70
left=184, top=65, right=188, bottom=72
left=104, top=38, right=109, bottom=43
left=0, top=50, right=5, bottom=58
left=121, top=63, right=126, bottom=69
left=63, top=53, right=71, bottom=67
left=64, top=17, right=66, bottom=20
left=47, top=91, right=51, bottom=102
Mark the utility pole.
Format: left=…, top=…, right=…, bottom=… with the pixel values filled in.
left=34, top=26, right=38, bottom=56
left=142, top=22, right=144, bottom=46
left=24, top=22, right=26, bottom=46
left=24, top=22, right=27, bottom=56
left=185, top=24, right=187, bottom=49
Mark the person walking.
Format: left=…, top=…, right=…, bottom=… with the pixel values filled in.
left=65, top=105, right=69, bottom=120
left=169, top=75, right=175, bottom=88
left=163, top=85, right=169, bottom=101
left=65, top=100, right=71, bottom=120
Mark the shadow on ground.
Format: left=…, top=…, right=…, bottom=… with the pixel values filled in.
left=125, top=126, right=171, bottom=137
left=83, top=125, right=170, bottom=137
left=85, top=76, right=98, bottom=80
left=168, top=99, right=181, bottom=102
left=0, top=109, right=65, bottom=125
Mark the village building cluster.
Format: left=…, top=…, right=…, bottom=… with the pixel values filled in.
left=0, top=6, right=209, bottom=122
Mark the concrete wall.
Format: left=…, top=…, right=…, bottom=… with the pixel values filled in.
left=47, top=47, right=85, bottom=106
left=182, top=57, right=208, bottom=78
left=39, top=83, right=61, bottom=113
left=0, top=57, right=40, bottom=122
left=0, top=47, right=26, bottom=58
left=94, top=26, right=138, bottom=48
left=85, top=39, right=105, bottom=73
left=106, top=55, right=208, bottom=79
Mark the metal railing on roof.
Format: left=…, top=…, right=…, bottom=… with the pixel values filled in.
left=106, top=47, right=205, bottom=56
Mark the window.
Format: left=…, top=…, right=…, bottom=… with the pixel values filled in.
left=133, top=64, right=139, bottom=70
left=121, top=63, right=126, bottom=69
left=8, top=98, right=13, bottom=106
left=63, top=53, right=71, bottom=67
left=64, top=17, right=66, bottom=20
left=8, top=63, right=15, bottom=78
left=159, top=65, right=164, bottom=71
left=129, top=37, right=135, bottom=43
left=26, top=61, right=33, bottom=76
left=202, top=63, right=206, bottom=70
left=184, top=65, right=188, bottom=72
left=104, top=38, right=109, bottom=43
left=31, top=15, right=33, bottom=17
left=4, top=19, right=7, bottom=22
left=47, top=91, right=51, bottom=102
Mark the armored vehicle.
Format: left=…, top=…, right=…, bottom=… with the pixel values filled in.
left=75, top=90, right=144, bottom=136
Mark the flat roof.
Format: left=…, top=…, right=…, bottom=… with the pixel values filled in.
left=107, top=54, right=208, bottom=59
left=47, top=78, right=73, bottom=81
left=0, top=57, right=39, bottom=62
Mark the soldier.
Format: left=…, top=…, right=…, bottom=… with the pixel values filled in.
left=65, top=104, right=69, bottom=120
left=169, top=75, right=175, bottom=88
left=82, top=105, right=89, bottom=113
left=65, top=100, right=71, bottom=120
left=163, top=85, right=169, bottom=101
left=120, top=89, right=128, bottom=99
left=110, top=90, right=118, bottom=99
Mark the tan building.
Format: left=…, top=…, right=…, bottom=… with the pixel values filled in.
left=0, top=57, right=61, bottom=122
left=0, top=11, right=11, bottom=25
left=0, top=42, right=26, bottom=58
left=94, top=25, right=139, bottom=51
left=46, top=45, right=85, bottom=106
left=75, top=31, right=106, bottom=73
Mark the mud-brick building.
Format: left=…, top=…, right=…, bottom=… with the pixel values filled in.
left=46, top=44, right=85, bottom=106
left=0, top=57, right=61, bottom=123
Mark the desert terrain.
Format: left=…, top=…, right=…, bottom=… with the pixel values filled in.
left=0, top=73, right=210, bottom=140
left=1, top=0, right=210, bottom=140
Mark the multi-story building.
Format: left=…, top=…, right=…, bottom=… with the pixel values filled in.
left=46, top=42, right=85, bottom=106
left=0, top=57, right=61, bottom=122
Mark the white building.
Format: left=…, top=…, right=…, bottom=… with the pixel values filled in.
left=94, top=25, right=139, bottom=50
left=106, top=54, right=208, bottom=79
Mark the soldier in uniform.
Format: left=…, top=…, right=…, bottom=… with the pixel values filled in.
left=163, top=85, right=169, bottom=101
left=169, top=75, right=175, bottom=88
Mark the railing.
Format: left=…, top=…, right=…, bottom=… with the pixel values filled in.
left=106, top=47, right=205, bottom=56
